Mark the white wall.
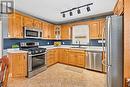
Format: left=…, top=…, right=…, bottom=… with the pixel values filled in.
left=72, top=25, right=89, bottom=44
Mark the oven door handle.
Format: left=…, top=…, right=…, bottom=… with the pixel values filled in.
left=29, top=52, right=47, bottom=57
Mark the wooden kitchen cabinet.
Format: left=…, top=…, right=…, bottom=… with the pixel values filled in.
left=8, top=13, right=23, bottom=38
left=8, top=53, right=27, bottom=77
left=68, top=51, right=76, bottom=66
left=23, top=16, right=34, bottom=28
left=99, top=19, right=105, bottom=39
left=58, top=48, right=69, bottom=64
left=49, top=24, right=55, bottom=39
left=42, top=22, right=49, bottom=39
left=75, top=52, right=86, bottom=67
left=47, top=49, right=58, bottom=66
left=42, top=22, right=55, bottom=39
left=61, top=25, right=72, bottom=40
left=89, top=20, right=100, bottom=39
left=124, top=0, right=130, bottom=86
left=47, top=48, right=86, bottom=68
left=89, top=19, right=105, bottom=39
left=68, top=49, right=86, bottom=68
left=114, top=0, right=124, bottom=15
left=33, top=19, right=42, bottom=29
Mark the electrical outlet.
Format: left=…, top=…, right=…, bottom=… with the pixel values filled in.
left=62, top=42, right=65, bottom=44
left=47, top=42, right=50, bottom=45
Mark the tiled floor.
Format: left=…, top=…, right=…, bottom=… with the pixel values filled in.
left=8, top=64, right=106, bottom=87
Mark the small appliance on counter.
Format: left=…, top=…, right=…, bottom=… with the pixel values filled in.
left=54, top=42, right=61, bottom=47
left=19, top=42, right=47, bottom=78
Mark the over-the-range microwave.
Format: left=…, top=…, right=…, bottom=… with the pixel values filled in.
left=24, top=27, right=42, bottom=39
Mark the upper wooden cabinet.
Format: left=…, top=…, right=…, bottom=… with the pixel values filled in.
left=114, top=0, right=124, bottom=15
left=42, top=22, right=55, bottom=39
left=89, top=19, right=105, bottom=39
left=49, top=23, right=55, bottom=39
left=23, top=16, right=34, bottom=28
left=42, top=22, right=49, bottom=39
left=89, top=20, right=100, bottom=39
left=23, top=16, right=42, bottom=29
left=8, top=13, right=23, bottom=38
left=61, top=25, right=72, bottom=40
left=33, top=19, right=42, bottom=29
left=8, top=52, right=27, bottom=77
left=99, top=19, right=105, bottom=39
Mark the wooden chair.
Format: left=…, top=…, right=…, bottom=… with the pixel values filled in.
left=0, top=56, right=10, bottom=87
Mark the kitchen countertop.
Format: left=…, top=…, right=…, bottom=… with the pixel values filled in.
left=4, top=45, right=105, bottom=55
left=39, top=45, right=105, bottom=52
left=3, top=48, right=28, bottom=55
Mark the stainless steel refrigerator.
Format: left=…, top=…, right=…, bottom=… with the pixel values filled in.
left=104, top=15, right=123, bottom=87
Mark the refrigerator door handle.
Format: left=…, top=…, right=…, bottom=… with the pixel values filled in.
left=102, top=58, right=112, bottom=67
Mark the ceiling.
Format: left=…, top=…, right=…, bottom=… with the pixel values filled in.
left=15, top=0, right=117, bottom=24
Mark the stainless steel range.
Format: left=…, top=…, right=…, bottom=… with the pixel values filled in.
left=19, top=42, right=47, bottom=78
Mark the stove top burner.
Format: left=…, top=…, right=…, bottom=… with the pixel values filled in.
left=22, top=48, right=46, bottom=55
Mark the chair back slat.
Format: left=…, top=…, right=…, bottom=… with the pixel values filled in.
left=0, top=56, right=9, bottom=87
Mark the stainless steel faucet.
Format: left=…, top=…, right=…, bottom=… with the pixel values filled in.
left=76, top=40, right=81, bottom=48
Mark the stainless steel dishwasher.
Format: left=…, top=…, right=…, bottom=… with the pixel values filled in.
left=86, top=51, right=102, bottom=72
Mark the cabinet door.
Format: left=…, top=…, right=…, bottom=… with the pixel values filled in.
left=47, top=49, right=57, bottom=66
left=99, top=19, right=105, bottom=39
left=8, top=13, right=23, bottom=38
left=9, top=53, right=27, bottom=77
left=61, top=25, right=71, bottom=40
left=8, top=14, right=14, bottom=38
left=75, top=53, right=85, bottom=68
left=89, top=21, right=100, bottom=39
left=68, top=51, right=76, bottom=65
left=59, top=49, right=68, bottom=64
left=50, top=24, right=55, bottom=39
left=114, top=0, right=124, bottom=15
left=23, top=16, right=34, bottom=28
left=33, top=19, right=42, bottom=29
left=42, top=22, right=49, bottom=39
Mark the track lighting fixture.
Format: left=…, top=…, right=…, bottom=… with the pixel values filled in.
left=87, top=6, right=91, bottom=12
left=61, top=3, right=93, bottom=18
left=77, top=8, right=81, bottom=14
left=70, top=11, right=73, bottom=16
left=63, top=13, right=65, bottom=18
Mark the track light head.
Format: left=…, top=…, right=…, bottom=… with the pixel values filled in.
left=70, top=11, right=73, bottom=16
left=62, top=13, right=65, bottom=18
left=77, top=9, right=81, bottom=14
left=87, top=6, right=91, bottom=12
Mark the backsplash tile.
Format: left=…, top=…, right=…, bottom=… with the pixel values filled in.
left=4, top=38, right=72, bottom=49
left=89, top=39, right=105, bottom=46
left=4, top=38, right=104, bottom=49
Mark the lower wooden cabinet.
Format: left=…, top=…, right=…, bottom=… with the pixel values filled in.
left=58, top=48, right=69, bottom=64
left=68, top=50, right=86, bottom=68
left=47, top=49, right=58, bottom=66
left=47, top=48, right=86, bottom=68
left=75, top=52, right=86, bottom=67
left=8, top=52, right=27, bottom=77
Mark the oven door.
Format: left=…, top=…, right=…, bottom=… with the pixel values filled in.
left=28, top=53, right=46, bottom=72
